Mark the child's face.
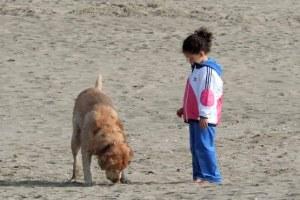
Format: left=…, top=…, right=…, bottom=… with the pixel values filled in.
left=184, top=51, right=207, bottom=64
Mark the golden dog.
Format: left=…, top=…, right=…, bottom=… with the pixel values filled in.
left=70, top=75, right=133, bottom=185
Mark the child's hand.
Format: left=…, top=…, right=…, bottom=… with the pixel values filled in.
left=176, top=108, right=184, bottom=118
left=199, top=118, right=208, bottom=128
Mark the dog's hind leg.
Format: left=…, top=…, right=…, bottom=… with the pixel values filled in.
left=70, top=124, right=81, bottom=182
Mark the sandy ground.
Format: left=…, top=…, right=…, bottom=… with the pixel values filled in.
left=0, top=0, right=299, bottom=199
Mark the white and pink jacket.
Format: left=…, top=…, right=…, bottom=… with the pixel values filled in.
left=182, top=58, right=223, bottom=125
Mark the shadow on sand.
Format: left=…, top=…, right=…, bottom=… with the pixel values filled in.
left=0, top=179, right=190, bottom=187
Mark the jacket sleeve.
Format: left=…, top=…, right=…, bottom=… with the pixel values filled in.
left=198, top=67, right=218, bottom=119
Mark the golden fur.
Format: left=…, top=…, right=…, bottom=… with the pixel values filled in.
left=70, top=75, right=133, bottom=185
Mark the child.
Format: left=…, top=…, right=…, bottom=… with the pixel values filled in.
left=177, top=27, right=223, bottom=185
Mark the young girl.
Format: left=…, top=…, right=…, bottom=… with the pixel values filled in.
left=177, top=27, right=223, bottom=185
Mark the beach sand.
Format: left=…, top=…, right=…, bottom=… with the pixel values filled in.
left=0, top=0, right=299, bottom=199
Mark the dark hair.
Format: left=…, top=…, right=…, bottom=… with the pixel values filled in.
left=182, top=27, right=213, bottom=54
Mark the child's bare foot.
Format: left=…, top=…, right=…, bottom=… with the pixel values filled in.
left=193, top=179, right=202, bottom=184
left=196, top=180, right=211, bottom=187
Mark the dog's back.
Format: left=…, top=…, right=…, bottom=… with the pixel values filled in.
left=73, top=75, right=114, bottom=127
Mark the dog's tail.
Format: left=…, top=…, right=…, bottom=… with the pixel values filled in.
left=95, top=74, right=102, bottom=90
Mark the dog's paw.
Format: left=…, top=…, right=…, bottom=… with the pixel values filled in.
left=69, top=177, right=77, bottom=183
left=120, top=177, right=131, bottom=184
left=83, top=181, right=94, bottom=186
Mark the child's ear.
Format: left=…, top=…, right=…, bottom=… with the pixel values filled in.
left=200, top=51, right=206, bottom=57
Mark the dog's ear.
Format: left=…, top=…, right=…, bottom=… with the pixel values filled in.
left=119, top=144, right=133, bottom=168
left=116, top=119, right=124, bottom=131
left=101, top=150, right=118, bottom=169
left=97, top=144, right=115, bottom=170
left=128, top=146, right=133, bottom=163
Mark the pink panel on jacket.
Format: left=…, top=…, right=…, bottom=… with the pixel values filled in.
left=183, top=82, right=199, bottom=120
left=216, top=95, right=223, bottom=124
left=200, top=89, right=215, bottom=107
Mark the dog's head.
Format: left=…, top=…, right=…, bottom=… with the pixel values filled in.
left=97, top=142, right=133, bottom=183
left=91, top=106, right=133, bottom=183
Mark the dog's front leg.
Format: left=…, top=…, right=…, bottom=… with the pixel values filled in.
left=120, top=171, right=131, bottom=184
left=81, top=149, right=93, bottom=186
